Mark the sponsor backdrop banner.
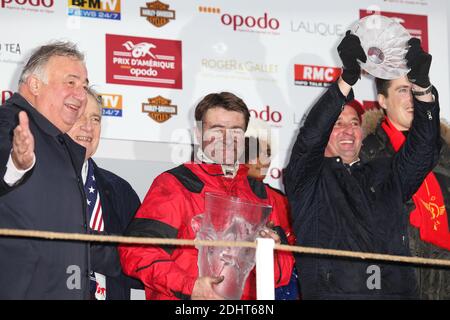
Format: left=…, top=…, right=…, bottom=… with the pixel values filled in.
left=0, top=0, right=449, bottom=188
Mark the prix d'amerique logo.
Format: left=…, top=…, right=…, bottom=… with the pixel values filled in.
left=106, top=34, right=182, bottom=89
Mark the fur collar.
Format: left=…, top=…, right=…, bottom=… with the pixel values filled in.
left=362, top=108, right=450, bottom=146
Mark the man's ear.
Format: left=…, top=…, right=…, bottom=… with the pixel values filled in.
left=194, top=125, right=202, bottom=146
left=377, top=93, right=387, bottom=111
left=27, top=75, right=41, bottom=96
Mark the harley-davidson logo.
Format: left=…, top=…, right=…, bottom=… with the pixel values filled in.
left=140, top=1, right=175, bottom=28
left=142, top=95, right=177, bottom=123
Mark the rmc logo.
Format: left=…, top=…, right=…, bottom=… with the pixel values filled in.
left=294, top=64, right=341, bottom=87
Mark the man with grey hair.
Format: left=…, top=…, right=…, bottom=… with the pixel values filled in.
left=67, top=89, right=143, bottom=300
left=0, top=41, right=91, bottom=299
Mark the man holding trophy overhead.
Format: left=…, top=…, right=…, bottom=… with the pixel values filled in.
left=360, top=25, right=450, bottom=300
left=285, top=14, right=441, bottom=299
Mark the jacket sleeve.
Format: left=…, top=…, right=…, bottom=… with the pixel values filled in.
left=266, top=187, right=295, bottom=287
left=115, top=176, right=141, bottom=230
left=284, top=82, right=354, bottom=200
left=0, top=106, right=22, bottom=196
left=90, top=170, right=143, bottom=279
left=393, top=88, right=441, bottom=202
left=118, top=173, right=196, bottom=299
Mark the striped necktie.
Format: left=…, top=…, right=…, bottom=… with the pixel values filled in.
left=84, top=159, right=104, bottom=232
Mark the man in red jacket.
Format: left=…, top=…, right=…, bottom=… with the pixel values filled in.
left=119, top=92, right=294, bottom=300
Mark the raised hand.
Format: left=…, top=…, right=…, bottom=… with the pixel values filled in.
left=406, top=38, right=432, bottom=89
left=337, top=30, right=367, bottom=86
left=12, top=111, right=35, bottom=170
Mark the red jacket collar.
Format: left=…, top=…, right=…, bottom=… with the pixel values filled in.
left=184, top=162, right=249, bottom=178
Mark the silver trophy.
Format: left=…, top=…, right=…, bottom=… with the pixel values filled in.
left=351, top=15, right=411, bottom=79
left=192, top=192, right=272, bottom=299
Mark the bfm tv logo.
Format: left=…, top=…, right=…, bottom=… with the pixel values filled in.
left=294, top=64, right=341, bottom=87
left=199, top=6, right=280, bottom=34
left=1, top=90, right=13, bottom=105
left=360, top=10, right=428, bottom=51
left=101, top=93, right=123, bottom=117
left=1, top=0, right=53, bottom=9
left=68, top=0, right=121, bottom=20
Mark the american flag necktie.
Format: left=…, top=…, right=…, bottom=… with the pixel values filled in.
left=85, top=159, right=104, bottom=232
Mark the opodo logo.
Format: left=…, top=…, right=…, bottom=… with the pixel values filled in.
left=294, top=64, right=341, bottom=87
left=1, top=90, right=13, bottom=104
left=291, top=20, right=344, bottom=37
left=249, top=106, right=282, bottom=125
left=140, top=1, right=175, bottom=27
left=198, top=6, right=280, bottom=35
left=0, top=0, right=54, bottom=12
left=360, top=10, right=428, bottom=51
left=142, top=95, right=177, bottom=123
left=68, top=0, right=121, bottom=20
left=101, top=93, right=123, bottom=117
left=106, top=34, right=182, bottom=89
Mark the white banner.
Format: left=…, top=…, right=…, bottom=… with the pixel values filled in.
left=1, top=0, right=448, bottom=189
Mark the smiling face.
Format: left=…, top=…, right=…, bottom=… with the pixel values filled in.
left=200, top=107, right=246, bottom=165
left=324, top=105, right=363, bottom=164
left=33, top=55, right=88, bottom=133
left=67, top=93, right=101, bottom=161
left=378, top=76, right=414, bottom=131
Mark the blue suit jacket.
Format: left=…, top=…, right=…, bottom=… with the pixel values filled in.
left=90, top=160, right=144, bottom=299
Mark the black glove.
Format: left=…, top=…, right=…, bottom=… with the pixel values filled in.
left=337, top=30, right=367, bottom=86
left=406, top=38, right=432, bottom=88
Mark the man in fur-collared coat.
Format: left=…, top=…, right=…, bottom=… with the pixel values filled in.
left=361, top=76, right=450, bottom=299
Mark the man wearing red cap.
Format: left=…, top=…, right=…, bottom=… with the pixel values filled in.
left=285, top=32, right=440, bottom=299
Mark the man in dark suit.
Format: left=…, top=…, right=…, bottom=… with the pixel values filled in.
left=67, top=89, right=143, bottom=300
left=0, top=42, right=90, bottom=299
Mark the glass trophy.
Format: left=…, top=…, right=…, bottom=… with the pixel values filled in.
left=192, top=192, right=272, bottom=299
left=351, top=15, right=411, bottom=79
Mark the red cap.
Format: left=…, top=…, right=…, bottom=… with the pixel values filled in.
left=345, top=99, right=364, bottom=123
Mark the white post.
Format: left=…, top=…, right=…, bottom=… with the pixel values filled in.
left=256, top=237, right=275, bottom=300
